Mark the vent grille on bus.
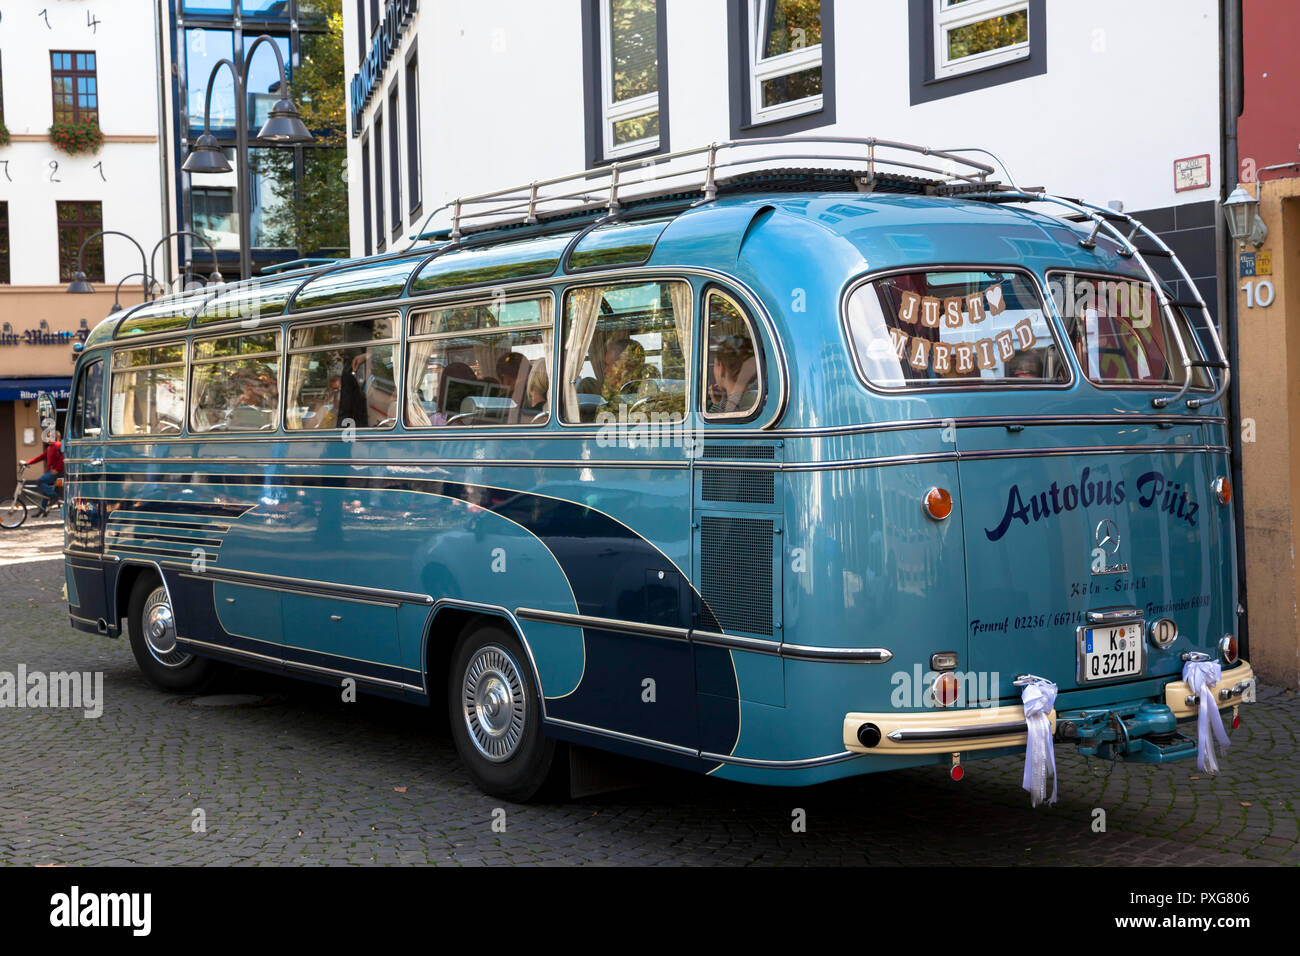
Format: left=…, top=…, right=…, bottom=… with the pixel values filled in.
left=700, top=469, right=775, bottom=505
left=699, top=516, right=773, bottom=635
left=699, top=444, right=776, bottom=460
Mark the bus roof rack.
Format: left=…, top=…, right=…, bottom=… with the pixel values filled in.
left=414, top=136, right=1004, bottom=242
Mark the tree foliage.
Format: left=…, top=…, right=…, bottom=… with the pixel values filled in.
left=259, top=0, right=348, bottom=256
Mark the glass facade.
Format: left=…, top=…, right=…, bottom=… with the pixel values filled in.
left=173, top=0, right=348, bottom=280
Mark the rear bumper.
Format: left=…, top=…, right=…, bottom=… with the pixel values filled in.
left=843, top=705, right=1057, bottom=755
left=1163, top=660, right=1255, bottom=719
left=843, top=659, right=1255, bottom=757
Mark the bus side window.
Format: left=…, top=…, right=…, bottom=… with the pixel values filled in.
left=69, top=359, right=104, bottom=440
left=285, top=315, right=399, bottom=431
left=702, top=290, right=762, bottom=420
left=560, top=280, right=692, bottom=424
left=406, top=295, right=554, bottom=428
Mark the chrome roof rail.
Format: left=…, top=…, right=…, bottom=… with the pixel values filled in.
left=962, top=190, right=1220, bottom=411
left=415, top=136, right=1000, bottom=240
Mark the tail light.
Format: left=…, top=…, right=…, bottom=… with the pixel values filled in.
left=931, top=671, right=961, bottom=708
left=1219, top=634, right=1238, bottom=665
left=923, top=486, right=952, bottom=521
left=1212, top=476, right=1232, bottom=505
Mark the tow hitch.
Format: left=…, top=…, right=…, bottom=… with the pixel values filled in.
left=1055, top=702, right=1197, bottom=763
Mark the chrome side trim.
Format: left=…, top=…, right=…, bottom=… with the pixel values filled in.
left=518, top=609, right=893, bottom=662
left=64, top=548, right=114, bottom=562
left=60, top=411, right=1227, bottom=449
left=781, top=643, right=894, bottom=663
left=177, top=636, right=423, bottom=693
left=886, top=721, right=1029, bottom=742
left=701, top=749, right=862, bottom=769
left=515, top=607, right=689, bottom=641
left=544, top=716, right=702, bottom=758
left=181, top=565, right=433, bottom=607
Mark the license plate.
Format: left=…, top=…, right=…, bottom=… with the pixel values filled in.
left=1079, top=623, right=1146, bottom=682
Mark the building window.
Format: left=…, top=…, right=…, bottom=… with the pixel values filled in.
left=909, top=0, right=1044, bottom=104
left=0, top=202, right=9, bottom=285
left=388, top=83, right=401, bottom=235
left=583, top=0, right=668, bottom=164
left=57, top=201, right=104, bottom=283
left=51, top=51, right=98, bottom=126
left=355, top=0, right=367, bottom=62
left=373, top=111, right=385, bottom=251
left=360, top=134, right=373, bottom=256
left=405, top=49, right=421, bottom=216
left=933, top=0, right=1029, bottom=78
left=192, top=186, right=238, bottom=250
left=728, top=0, right=833, bottom=137
left=749, top=0, right=823, bottom=124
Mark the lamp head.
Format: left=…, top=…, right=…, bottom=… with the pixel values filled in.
left=66, top=271, right=96, bottom=294
left=182, top=132, right=233, bottom=174
left=257, top=97, right=313, bottom=144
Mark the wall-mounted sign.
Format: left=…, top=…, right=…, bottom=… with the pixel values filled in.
left=0, top=328, right=89, bottom=347
left=1174, top=154, right=1211, bottom=192
left=350, top=0, right=419, bottom=137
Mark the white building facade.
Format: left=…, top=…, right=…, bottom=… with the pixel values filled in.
left=344, top=0, right=1226, bottom=306
left=0, top=0, right=172, bottom=465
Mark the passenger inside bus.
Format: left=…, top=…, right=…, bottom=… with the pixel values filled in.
left=707, top=334, right=759, bottom=415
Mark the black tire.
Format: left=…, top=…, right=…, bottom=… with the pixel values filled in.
left=126, top=573, right=214, bottom=692
left=447, top=622, right=556, bottom=802
left=0, top=497, right=27, bottom=529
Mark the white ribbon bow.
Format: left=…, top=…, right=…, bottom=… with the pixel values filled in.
left=1020, top=679, right=1058, bottom=808
left=1183, top=660, right=1230, bottom=774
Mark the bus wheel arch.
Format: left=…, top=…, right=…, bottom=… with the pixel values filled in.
left=121, top=565, right=215, bottom=692
left=427, top=606, right=559, bottom=801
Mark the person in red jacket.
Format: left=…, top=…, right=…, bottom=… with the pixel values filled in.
left=22, top=432, right=64, bottom=517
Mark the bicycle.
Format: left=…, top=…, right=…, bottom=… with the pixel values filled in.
left=1, top=464, right=63, bottom=530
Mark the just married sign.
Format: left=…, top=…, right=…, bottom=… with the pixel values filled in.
left=885, top=283, right=1036, bottom=374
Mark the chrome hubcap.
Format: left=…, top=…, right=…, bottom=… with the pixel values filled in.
left=143, top=586, right=191, bottom=668
left=462, top=644, right=527, bottom=762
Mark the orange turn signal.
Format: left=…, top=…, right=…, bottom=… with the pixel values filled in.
left=923, top=486, right=953, bottom=521
left=1212, top=476, right=1232, bottom=505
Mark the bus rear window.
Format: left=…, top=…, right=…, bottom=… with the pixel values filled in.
left=845, top=270, right=1067, bottom=388
left=1047, top=272, right=1212, bottom=389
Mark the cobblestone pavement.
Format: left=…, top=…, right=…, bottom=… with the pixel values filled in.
left=0, top=514, right=63, bottom=567
left=0, top=556, right=1296, bottom=866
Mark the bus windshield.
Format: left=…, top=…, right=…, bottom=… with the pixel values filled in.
left=845, top=269, right=1067, bottom=388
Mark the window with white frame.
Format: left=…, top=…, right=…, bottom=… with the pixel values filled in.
left=748, top=0, right=823, bottom=124
left=599, top=0, right=660, bottom=159
left=933, top=0, right=1030, bottom=79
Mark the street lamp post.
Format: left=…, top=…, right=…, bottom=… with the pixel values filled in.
left=182, top=34, right=313, bottom=282
left=65, top=230, right=152, bottom=300
left=108, top=273, right=167, bottom=314
left=149, top=229, right=224, bottom=291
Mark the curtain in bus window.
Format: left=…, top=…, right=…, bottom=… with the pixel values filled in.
left=668, top=281, right=692, bottom=373
left=406, top=338, right=438, bottom=427
left=563, top=287, right=603, bottom=421
left=284, top=354, right=311, bottom=429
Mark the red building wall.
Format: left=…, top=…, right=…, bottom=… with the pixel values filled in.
left=1238, top=0, right=1300, bottom=178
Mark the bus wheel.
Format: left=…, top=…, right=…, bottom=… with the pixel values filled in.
left=448, top=623, right=555, bottom=801
left=126, top=574, right=213, bottom=692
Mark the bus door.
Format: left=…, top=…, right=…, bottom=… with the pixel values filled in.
left=60, top=366, right=112, bottom=627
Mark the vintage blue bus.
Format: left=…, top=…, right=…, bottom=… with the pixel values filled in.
left=58, top=139, right=1254, bottom=801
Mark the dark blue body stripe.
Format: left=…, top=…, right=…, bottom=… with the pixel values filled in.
left=84, top=469, right=744, bottom=757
